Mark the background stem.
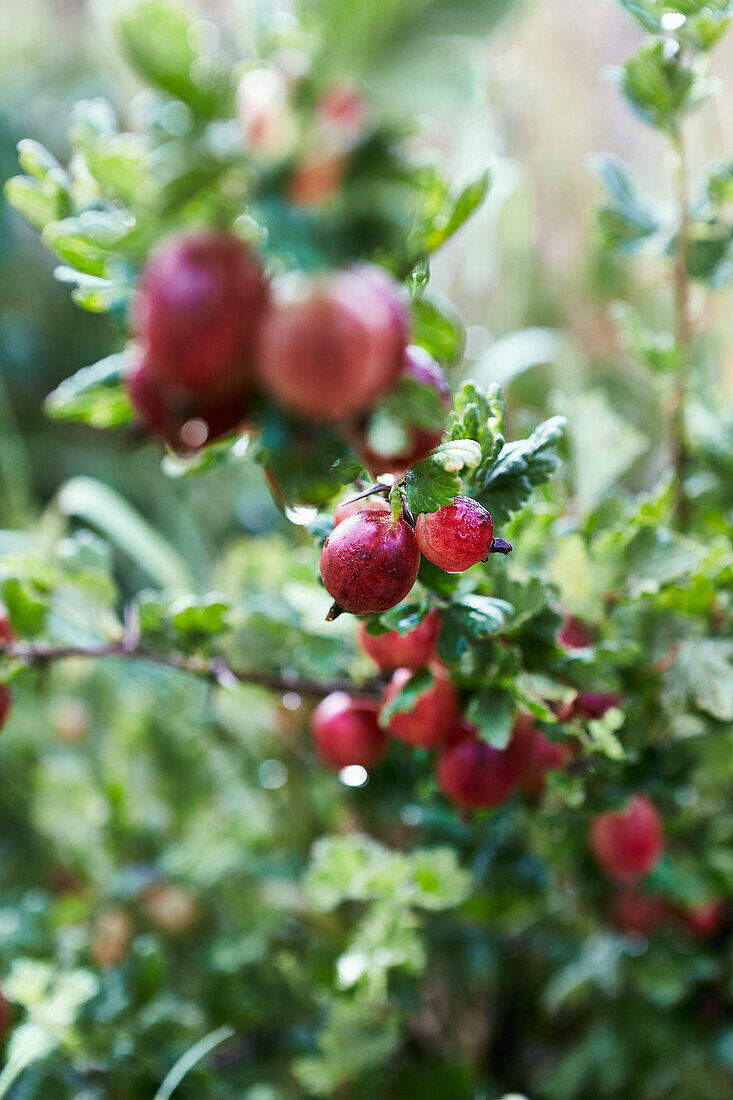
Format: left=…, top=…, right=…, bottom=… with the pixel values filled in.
left=669, top=126, right=692, bottom=529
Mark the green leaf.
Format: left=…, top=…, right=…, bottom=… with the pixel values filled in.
left=379, top=667, right=434, bottom=725
left=593, top=154, right=662, bottom=253
left=56, top=477, right=192, bottom=589
left=465, top=688, right=514, bottom=749
left=84, top=131, right=152, bottom=205
left=44, top=353, right=133, bottom=429
left=403, top=438, right=481, bottom=514
left=412, top=293, right=465, bottom=365
left=116, top=0, right=230, bottom=117
left=670, top=638, right=733, bottom=721
left=16, top=138, right=68, bottom=182
left=170, top=593, right=230, bottom=636
left=1, top=578, right=48, bottom=639
left=617, top=40, right=697, bottom=129
left=3, top=176, right=68, bottom=232
left=437, top=596, right=511, bottom=663
left=407, top=848, right=473, bottom=910
left=423, top=167, right=492, bottom=253
left=448, top=382, right=505, bottom=467
left=41, top=212, right=129, bottom=277
left=472, top=415, right=565, bottom=524
left=610, top=301, right=679, bottom=372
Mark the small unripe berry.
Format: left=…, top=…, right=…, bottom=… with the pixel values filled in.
left=256, top=266, right=408, bottom=421
left=437, top=733, right=516, bottom=809
left=381, top=667, right=459, bottom=748
left=133, top=231, right=268, bottom=398
left=358, top=609, right=440, bottom=671
left=590, top=795, right=663, bottom=880
left=354, top=345, right=451, bottom=475
left=415, top=496, right=494, bottom=573
left=311, top=691, right=387, bottom=768
left=320, top=510, right=420, bottom=616
left=333, top=494, right=390, bottom=527
left=126, top=358, right=249, bottom=451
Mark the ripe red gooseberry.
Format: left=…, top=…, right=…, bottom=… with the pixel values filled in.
left=437, top=731, right=516, bottom=809
left=358, top=608, right=441, bottom=671
left=133, top=231, right=267, bottom=398
left=590, top=795, right=664, bottom=880
left=415, top=496, right=495, bottom=573
left=255, top=265, right=407, bottom=421
left=320, top=510, right=420, bottom=617
left=311, top=691, right=387, bottom=769
left=333, top=494, right=391, bottom=527
left=380, top=666, right=458, bottom=748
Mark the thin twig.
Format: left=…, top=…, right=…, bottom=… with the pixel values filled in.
left=2, top=640, right=381, bottom=698
left=669, top=126, right=692, bottom=529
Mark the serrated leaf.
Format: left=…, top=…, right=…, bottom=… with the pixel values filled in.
left=610, top=301, right=679, bottom=373
left=424, top=168, right=492, bottom=253
left=593, top=154, right=663, bottom=254
left=473, top=416, right=565, bottom=524
left=4, top=176, right=68, bottom=232
left=412, top=293, right=465, bottom=365
left=403, top=438, right=480, bottom=514
left=617, top=40, right=696, bottom=129
left=45, top=353, right=133, bottom=429
left=465, top=688, right=514, bottom=749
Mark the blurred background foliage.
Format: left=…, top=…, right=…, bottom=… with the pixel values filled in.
left=0, top=0, right=732, bottom=1097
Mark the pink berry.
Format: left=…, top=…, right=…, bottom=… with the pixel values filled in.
left=415, top=496, right=494, bottom=573
left=591, top=795, right=664, bottom=880
left=0, top=608, right=15, bottom=649
left=354, top=345, right=451, bottom=475
left=333, top=494, right=390, bottom=527
left=320, top=510, right=420, bottom=616
left=311, top=691, right=387, bottom=768
left=256, top=266, right=407, bottom=421
left=437, top=734, right=516, bottom=809
left=558, top=614, right=594, bottom=649
left=679, top=900, right=725, bottom=939
left=381, top=666, right=459, bottom=748
left=133, top=231, right=268, bottom=398
left=357, top=609, right=441, bottom=671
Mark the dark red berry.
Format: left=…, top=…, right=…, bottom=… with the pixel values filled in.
left=354, top=345, right=450, bottom=475
left=133, top=231, right=267, bottom=398
left=255, top=265, right=407, bottom=421
left=613, top=888, right=665, bottom=935
left=333, top=494, right=390, bottom=527
left=574, top=691, right=622, bottom=720
left=0, top=989, right=10, bottom=1038
left=320, top=510, right=420, bottom=616
left=311, top=691, right=387, bottom=768
left=126, top=358, right=249, bottom=451
left=0, top=685, right=12, bottom=732
left=380, top=666, right=458, bottom=747
left=590, top=795, right=663, bottom=880
left=504, top=713, right=568, bottom=796
left=558, top=614, right=594, bottom=649
left=0, top=607, right=15, bottom=649
left=437, top=734, right=516, bottom=809
left=358, top=608, right=440, bottom=671
left=415, top=496, right=494, bottom=573
left=677, top=900, right=725, bottom=939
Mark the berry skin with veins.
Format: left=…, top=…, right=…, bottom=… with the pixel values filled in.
left=590, top=795, right=664, bottom=880
left=133, top=231, right=268, bottom=398
left=320, top=510, right=420, bottom=616
left=415, top=496, right=494, bottom=573
left=380, top=666, right=459, bottom=748
left=355, top=345, right=451, bottom=475
left=126, top=359, right=249, bottom=452
left=311, top=691, right=387, bottom=768
left=333, top=494, right=391, bottom=527
left=256, top=266, right=408, bottom=421
left=358, top=608, right=441, bottom=671
left=437, top=732, right=516, bottom=809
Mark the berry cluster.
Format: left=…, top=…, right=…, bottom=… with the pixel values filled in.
left=310, top=609, right=573, bottom=810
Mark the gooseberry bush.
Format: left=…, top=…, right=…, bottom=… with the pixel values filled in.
left=0, top=0, right=732, bottom=1096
